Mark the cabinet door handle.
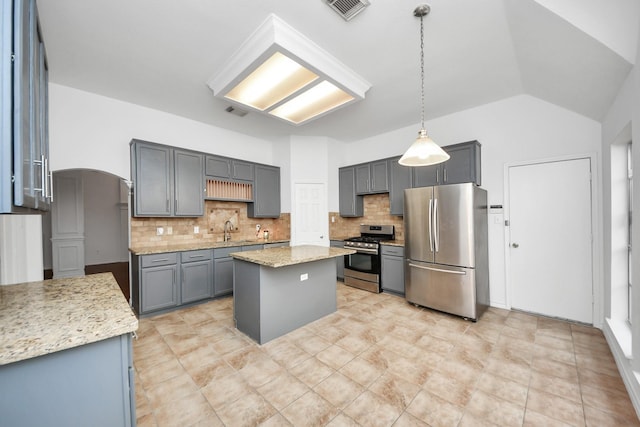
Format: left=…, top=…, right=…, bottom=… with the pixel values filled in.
left=444, top=169, right=447, bottom=182
left=436, top=169, right=440, bottom=183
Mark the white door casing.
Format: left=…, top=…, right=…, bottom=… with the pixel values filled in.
left=292, top=182, right=327, bottom=247
left=506, top=156, right=594, bottom=324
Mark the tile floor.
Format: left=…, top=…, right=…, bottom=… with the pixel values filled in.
left=133, top=282, right=640, bottom=427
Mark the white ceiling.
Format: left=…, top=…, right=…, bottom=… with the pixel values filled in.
left=36, top=0, right=638, bottom=143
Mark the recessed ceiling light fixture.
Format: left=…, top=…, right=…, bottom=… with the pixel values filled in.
left=399, top=4, right=450, bottom=167
left=207, top=14, right=371, bottom=126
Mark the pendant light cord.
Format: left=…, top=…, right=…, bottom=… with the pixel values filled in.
left=420, top=13, right=425, bottom=130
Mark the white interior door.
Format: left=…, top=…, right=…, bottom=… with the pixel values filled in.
left=508, top=157, right=593, bottom=323
left=292, top=183, right=327, bottom=246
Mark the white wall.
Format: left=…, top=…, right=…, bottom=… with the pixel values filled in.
left=341, top=94, right=602, bottom=308
left=48, top=84, right=276, bottom=180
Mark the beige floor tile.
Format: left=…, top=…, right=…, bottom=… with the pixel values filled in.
left=583, top=403, right=640, bottom=427
left=215, top=391, right=277, bottom=427
left=369, top=372, right=421, bottom=409
left=324, top=413, right=360, bottom=427
left=529, top=370, right=581, bottom=403
left=423, top=371, right=477, bottom=407
left=280, top=391, right=340, bottom=427
left=200, top=372, right=252, bottom=410
left=144, top=373, right=200, bottom=408
left=525, top=388, right=585, bottom=426
left=152, top=391, right=219, bottom=427
left=315, top=344, right=356, bottom=370
left=289, top=356, right=335, bottom=387
left=475, top=372, right=528, bottom=407
left=256, top=372, right=310, bottom=411
left=391, top=412, right=430, bottom=427
left=523, top=409, right=574, bottom=427
left=339, top=356, right=384, bottom=387
left=343, top=390, right=402, bottom=427
left=465, top=389, right=525, bottom=426
left=406, top=389, right=464, bottom=427
left=133, top=283, right=640, bottom=427
left=314, top=372, right=364, bottom=409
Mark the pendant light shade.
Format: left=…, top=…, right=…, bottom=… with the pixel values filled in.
left=398, top=129, right=450, bottom=166
left=400, top=4, right=449, bottom=167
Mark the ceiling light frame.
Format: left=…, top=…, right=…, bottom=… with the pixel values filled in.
left=207, top=14, right=371, bottom=126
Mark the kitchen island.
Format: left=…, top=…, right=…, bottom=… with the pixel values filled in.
left=231, top=245, right=354, bottom=344
left=0, top=273, right=138, bottom=427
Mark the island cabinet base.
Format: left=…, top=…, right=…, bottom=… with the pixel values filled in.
left=234, top=258, right=337, bottom=344
left=0, top=334, right=135, bottom=427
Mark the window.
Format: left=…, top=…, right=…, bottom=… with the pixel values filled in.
left=628, top=141, right=633, bottom=324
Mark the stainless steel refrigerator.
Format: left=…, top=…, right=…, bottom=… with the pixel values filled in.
left=403, top=183, right=489, bottom=320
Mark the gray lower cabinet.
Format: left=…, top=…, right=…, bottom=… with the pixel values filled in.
left=181, top=249, right=213, bottom=303
left=213, top=246, right=240, bottom=296
left=138, top=253, right=179, bottom=314
left=381, top=245, right=405, bottom=295
left=0, top=334, right=135, bottom=427
left=248, top=164, right=280, bottom=218
left=339, top=166, right=363, bottom=217
left=330, top=240, right=345, bottom=280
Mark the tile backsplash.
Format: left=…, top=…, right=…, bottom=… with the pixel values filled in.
left=329, top=193, right=404, bottom=241
left=131, top=193, right=402, bottom=249
left=130, top=201, right=290, bottom=250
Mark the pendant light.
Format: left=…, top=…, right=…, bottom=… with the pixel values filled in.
left=399, top=4, right=450, bottom=167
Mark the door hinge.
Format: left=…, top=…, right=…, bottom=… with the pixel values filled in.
left=504, top=219, right=510, bottom=226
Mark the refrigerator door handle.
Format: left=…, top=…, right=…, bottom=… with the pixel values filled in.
left=428, top=198, right=434, bottom=252
left=433, top=198, right=439, bottom=253
left=408, top=263, right=467, bottom=275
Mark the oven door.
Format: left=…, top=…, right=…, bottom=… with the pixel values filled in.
left=344, top=250, right=380, bottom=275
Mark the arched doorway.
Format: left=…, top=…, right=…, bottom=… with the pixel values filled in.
left=43, top=169, right=130, bottom=298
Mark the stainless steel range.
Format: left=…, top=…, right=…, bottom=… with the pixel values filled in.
left=343, top=224, right=395, bottom=293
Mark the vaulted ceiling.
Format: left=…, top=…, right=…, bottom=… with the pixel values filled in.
left=37, top=0, right=638, bottom=142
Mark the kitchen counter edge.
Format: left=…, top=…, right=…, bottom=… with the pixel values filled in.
left=129, top=239, right=290, bottom=255
left=230, top=245, right=355, bottom=268
left=0, top=273, right=138, bottom=366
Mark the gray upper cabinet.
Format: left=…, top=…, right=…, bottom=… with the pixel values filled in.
left=412, top=140, right=481, bottom=188
left=339, top=166, right=363, bottom=217
left=1, top=0, right=51, bottom=213
left=355, top=161, right=388, bottom=194
left=131, top=141, right=172, bottom=216
left=248, top=164, right=280, bottom=218
left=205, top=155, right=254, bottom=182
left=131, top=140, right=205, bottom=217
left=174, top=150, right=205, bottom=216
left=388, top=157, right=412, bottom=216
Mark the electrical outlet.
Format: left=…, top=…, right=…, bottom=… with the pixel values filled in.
left=300, top=273, right=308, bottom=281
left=331, top=216, right=335, bottom=223
left=256, top=224, right=261, bottom=232
left=167, top=226, right=173, bottom=235
left=156, top=227, right=164, bottom=236
left=194, top=226, right=199, bottom=234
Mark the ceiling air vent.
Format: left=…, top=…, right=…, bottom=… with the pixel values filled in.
left=325, top=0, right=370, bottom=21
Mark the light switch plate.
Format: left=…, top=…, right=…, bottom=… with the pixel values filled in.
left=194, top=226, right=199, bottom=234
left=156, top=227, right=164, bottom=236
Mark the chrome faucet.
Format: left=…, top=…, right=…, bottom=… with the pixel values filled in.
left=224, top=220, right=233, bottom=242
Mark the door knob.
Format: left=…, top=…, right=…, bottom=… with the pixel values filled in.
left=512, top=243, right=519, bottom=248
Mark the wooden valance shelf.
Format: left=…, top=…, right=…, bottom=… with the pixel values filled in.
left=206, top=179, right=253, bottom=201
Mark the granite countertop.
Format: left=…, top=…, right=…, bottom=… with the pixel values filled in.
left=0, top=273, right=138, bottom=366
left=381, top=240, right=405, bottom=247
left=130, top=239, right=290, bottom=255
left=230, top=245, right=355, bottom=268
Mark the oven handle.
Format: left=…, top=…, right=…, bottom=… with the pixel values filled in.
left=343, top=246, right=378, bottom=254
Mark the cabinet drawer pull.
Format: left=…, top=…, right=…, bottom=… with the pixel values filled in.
left=152, top=258, right=169, bottom=263
left=189, top=255, right=204, bottom=258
